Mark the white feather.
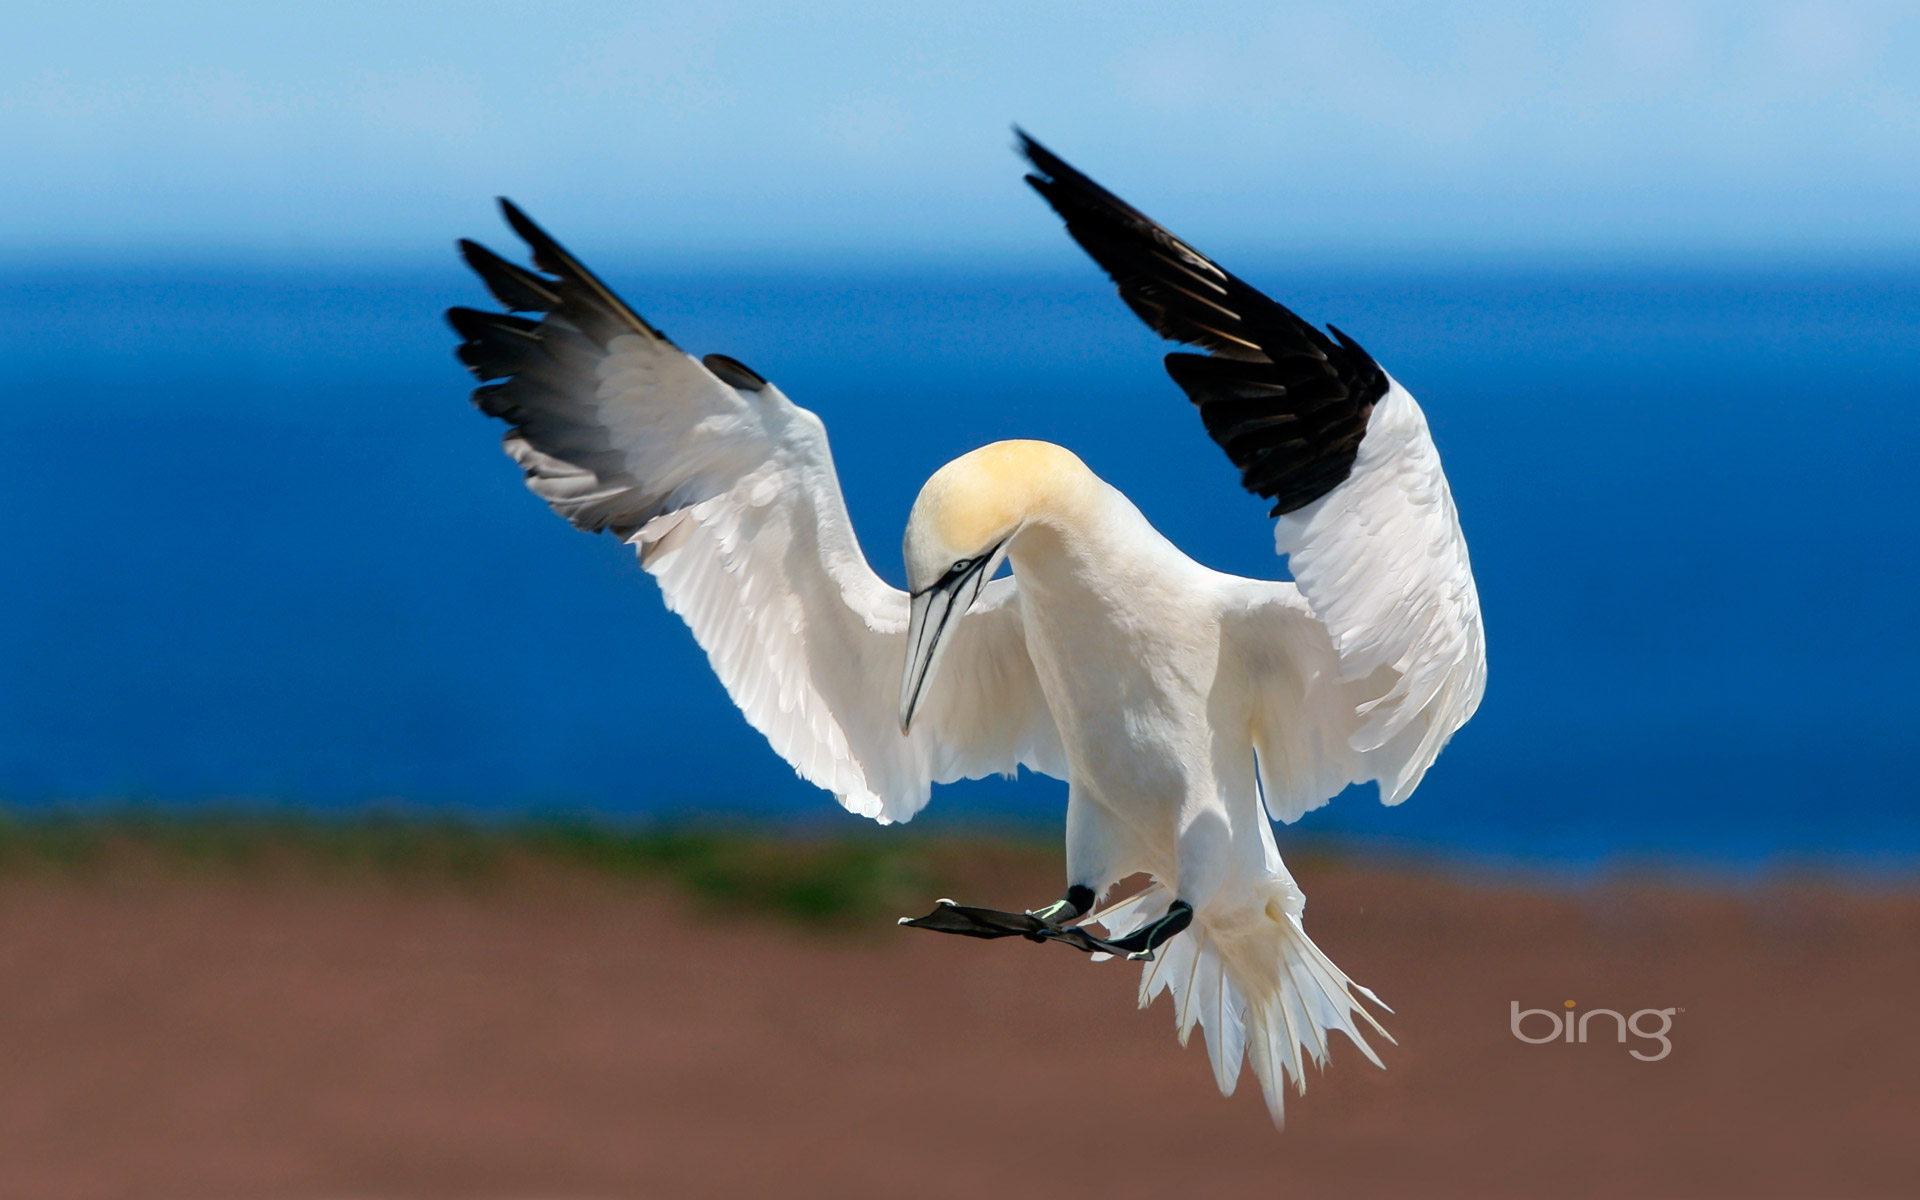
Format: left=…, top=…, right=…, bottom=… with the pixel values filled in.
left=1271, top=377, right=1487, bottom=806
left=624, top=374, right=1067, bottom=824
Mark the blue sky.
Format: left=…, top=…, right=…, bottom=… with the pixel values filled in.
left=5, top=1, right=1918, bottom=263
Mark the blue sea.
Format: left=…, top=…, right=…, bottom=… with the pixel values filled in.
left=3, top=256, right=1916, bottom=866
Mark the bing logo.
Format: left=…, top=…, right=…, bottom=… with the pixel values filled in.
left=1510, top=1000, right=1677, bottom=1061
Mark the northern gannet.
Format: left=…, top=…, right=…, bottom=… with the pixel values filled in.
left=447, top=133, right=1486, bottom=1125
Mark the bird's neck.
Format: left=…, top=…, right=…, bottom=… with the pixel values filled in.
left=1006, top=480, right=1174, bottom=606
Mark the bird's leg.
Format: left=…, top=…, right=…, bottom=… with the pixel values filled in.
left=1099, top=899, right=1195, bottom=961
left=1026, top=884, right=1096, bottom=925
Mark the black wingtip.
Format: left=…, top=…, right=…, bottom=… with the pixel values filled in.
left=496, top=197, right=572, bottom=273
left=1013, top=127, right=1075, bottom=183
left=1012, top=127, right=1051, bottom=195
left=444, top=304, right=489, bottom=339
left=1014, top=135, right=1390, bottom=517
left=445, top=305, right=536, bottom=340
left=1325, top=322, right=1377, bottom=362
left=1013, top=130, right=1105, bottom=197
left=458, top=237, right=560, bottom=312
left=497, top=197, right=548, bottom=250
left=490, top=197, right=608, bottom=310
left=1011, top=126, right=1059, bottom=176
left=454, top=237, right=495, bottom=276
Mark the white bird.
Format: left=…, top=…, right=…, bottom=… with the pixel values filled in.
left=447, top=132, right=1485, bottom=1125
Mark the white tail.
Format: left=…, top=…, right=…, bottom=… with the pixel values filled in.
left=1092, top=879, right=1392, bottom=1126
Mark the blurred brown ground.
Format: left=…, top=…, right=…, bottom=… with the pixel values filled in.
left=0, top=850, right=1914, bottom=1200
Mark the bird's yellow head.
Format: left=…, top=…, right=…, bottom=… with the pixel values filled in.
left=897, top=440, right=1092, bottom=732
left=901, top=440, right=1092, bottom=592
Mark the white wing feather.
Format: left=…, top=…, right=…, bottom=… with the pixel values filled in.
left=455, top=212, right=1064, bottom=824
left=628, top=382, right=1065, bottom=823
left=1234, top=377, right=1486, bottom=821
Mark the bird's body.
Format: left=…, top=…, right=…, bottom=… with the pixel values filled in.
left=448, top=135, right=1485, bottom=1124
left=952, top=440, right=1274, bottom=905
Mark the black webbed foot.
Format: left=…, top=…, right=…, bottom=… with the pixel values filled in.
left=898, top=888, right=1192, bottom=960
left=897, top=898, right=1057, bottom=942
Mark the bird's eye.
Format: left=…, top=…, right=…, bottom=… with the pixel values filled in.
left=949, top=558, right=974, bottom=576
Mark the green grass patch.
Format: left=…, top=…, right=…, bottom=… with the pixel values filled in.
left=0, top=809, right=1041, bottom=928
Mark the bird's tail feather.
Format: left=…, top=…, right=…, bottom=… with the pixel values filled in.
left=1092, top=880, right=1391, bottom=1126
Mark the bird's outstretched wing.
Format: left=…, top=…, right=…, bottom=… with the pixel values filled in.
left=450, top=201, right=1065, bottom=822
left=1019, top=133, right=1484, bottom=811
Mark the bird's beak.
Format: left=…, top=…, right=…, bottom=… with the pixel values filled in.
left=898, top=544, right=1007, bottom=733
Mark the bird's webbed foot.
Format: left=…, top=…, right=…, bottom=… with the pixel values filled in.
left=899, top=888, right=1195, bottom=960
left=898, top=885, right=1100, bottom=946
